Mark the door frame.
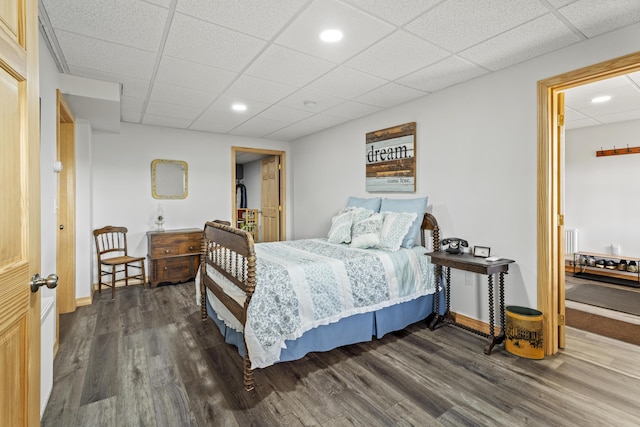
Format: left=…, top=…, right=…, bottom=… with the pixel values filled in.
left=231, top=147, right=286, bottom=241
left=55, top=89, right=76, bottom=317
left=537, top=50, right=640, bottom=355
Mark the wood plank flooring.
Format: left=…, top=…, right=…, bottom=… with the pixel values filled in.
left=42, top=282, right=640, bottom=426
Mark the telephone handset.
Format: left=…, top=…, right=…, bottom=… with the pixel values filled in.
left=441, top=237, right=469, bottom=254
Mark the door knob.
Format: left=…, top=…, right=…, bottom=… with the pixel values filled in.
left=29, top=273, right=59, bottom=293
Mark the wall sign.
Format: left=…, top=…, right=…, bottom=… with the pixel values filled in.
left=366, top=122, right=416, bottom=192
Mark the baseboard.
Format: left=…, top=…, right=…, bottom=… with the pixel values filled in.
left=92, top=279, right=146, bottom=292
left=451, top=311, right=502, bottom=335
left=76, top=295, right=93, bottom=307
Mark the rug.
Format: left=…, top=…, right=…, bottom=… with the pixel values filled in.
left=565, top=283, right=640, bottom=316
left=566, top=307, right=640, bottom=346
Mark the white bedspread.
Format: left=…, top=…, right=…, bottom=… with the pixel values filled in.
left=198, top=238, right=435, bottom=368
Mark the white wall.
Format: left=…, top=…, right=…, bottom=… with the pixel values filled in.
left=90, top=124, right=291, bottom=282
left=290, top=22, right=640, bottom=323
left=38, top=31, right=61, bottom=419
left=566, top=119, right=640, bottom=256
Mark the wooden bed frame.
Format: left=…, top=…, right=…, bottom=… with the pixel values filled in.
left=200, top=212, right=440, bottom=391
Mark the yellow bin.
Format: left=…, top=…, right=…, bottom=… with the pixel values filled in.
left=505, top=306, right=544, bottom=359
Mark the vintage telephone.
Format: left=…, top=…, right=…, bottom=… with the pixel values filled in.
left=442, top=238, right=469, bottom=254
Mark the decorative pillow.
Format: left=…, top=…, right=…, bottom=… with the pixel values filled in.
left=379, top=211, right=418, bottom=251
left=351, top=213, right=383, bottom=249
left=347, top=196, right=382, bottom=212
left=350, top=207, right=374, bottom=225
left=327, top=210, right=354, bottom=244
left=380, top=197, right=428, bottom=248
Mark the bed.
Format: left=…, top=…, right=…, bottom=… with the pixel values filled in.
left=198, top=210, right=443, bottom=391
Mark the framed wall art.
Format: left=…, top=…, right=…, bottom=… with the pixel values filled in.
left=365, top=122, right=416, bottom=192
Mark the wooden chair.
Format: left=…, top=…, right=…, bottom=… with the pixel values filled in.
left=93, top=226, right=147, bottom=299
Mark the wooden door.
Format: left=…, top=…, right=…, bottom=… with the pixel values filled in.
left=0, top=0, right=42, bottom=425
left=56, top=90, right=76, bottom=314
left=557, top=91, right=566, bottom=348
left=261, top=156, right=280, bottom=242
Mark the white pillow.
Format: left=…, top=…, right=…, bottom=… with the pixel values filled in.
left=379, top=211, right=418, bottom=251
left=327, top=210, right=354, bottom=244
left=351, top=213, right=383, bottom=248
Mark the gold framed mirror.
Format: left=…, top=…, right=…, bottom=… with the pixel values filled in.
left=151, top=159, right=188, bottom=199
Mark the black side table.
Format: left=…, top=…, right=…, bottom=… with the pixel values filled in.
left=426, top=251, right=515, bottom=354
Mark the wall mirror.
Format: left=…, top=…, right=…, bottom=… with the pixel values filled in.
left=151, top=159, right=188, bottom=199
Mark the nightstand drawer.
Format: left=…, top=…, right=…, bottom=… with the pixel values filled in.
left=148, top=231, right=201, bottom=257
left=147, top=228, right=202, bottom=287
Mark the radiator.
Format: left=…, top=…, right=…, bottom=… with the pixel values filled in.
left=565, top=229, right=579, bottom=255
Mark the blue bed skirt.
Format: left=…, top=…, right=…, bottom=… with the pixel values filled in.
left=206, top=289, right=445, bottom=363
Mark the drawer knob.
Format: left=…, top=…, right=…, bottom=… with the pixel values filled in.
left=164, top=266, right=168, bottom=270
left=165, top=249, right=170, bottom=254
left=189, top=246, right=195, bottom=251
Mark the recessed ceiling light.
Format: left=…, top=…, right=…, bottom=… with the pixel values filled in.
left=591, top=95, right=611, bottom=103
left=320, top=29, right=343, bottom=43
left=232, top=103, right=247, bottom=112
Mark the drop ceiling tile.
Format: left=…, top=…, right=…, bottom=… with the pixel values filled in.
left=267, top=114, right=349, bottom=140
left=230, top=117, right=291, bottom=138
left=56, top=30, right=156, bottom=80
left=202, top=95, right=271, bottom=118
left=306, top=67, right=387, bottom=100
left=343, top=0, right=442, bottom=26
left=404, top=0, right=548, bottom=52
left=68, top=66, right=150, bottom=99
left=176, top=0, right=308, bottom=40
left=322, top=101, right=382, bottom=119
left=120, top=96, right=145, bottom=114
left=121, top=110, right=142, bottom=123
left=567, top=84, right=640, bottom=117
left=149, top=83, right=216, bottom=109
left=274, top=0, right=395, bottom=63
left=189, top=120, right=238, bottom=134
left=244, top=45, right=337, bottom=87
left=155, top=56, right=238, bottom=93
left=559, top=0, right=640, bottom=38
left=142, top=114, right=192, bottom=129
left=265, top=126, right=311, bottom=141
left=564, top=75, right=633, bottom=106
left=146, top=100, right=204, bottom=120
left=459, top=14, right=581, bottom=71
left=354, top=83, right=427, bottom=108
left=545, top=0, right=575, bottom=8
left=345, top=30, right=449, bottom=80
left=565, top=117, right=601, bottom=130
left=42, top=0, right=168, bottom=51
left=598, top=109, right=640, bottom=124
left=225, top=75, right=299, bottom=104
left=257, top=105, right=314, bottom=123
left=277, top=88, right=345, bottom=112
left=164, top=13, right=267, bottom=71
left=398, top=56, right=488, bottom=92
left=627, top=71, right=640, bottom=85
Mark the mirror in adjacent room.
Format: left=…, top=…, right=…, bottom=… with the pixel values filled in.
left=151, top=159, right=188, bottom=199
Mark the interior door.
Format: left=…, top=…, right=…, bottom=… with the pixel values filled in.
left=0, top=0, right=42, bottom=425
left=557, top=91, right=566, bottom=348
left=261, top=155, right=280, bottom=242
left=56, top=90, right=76, bottom=315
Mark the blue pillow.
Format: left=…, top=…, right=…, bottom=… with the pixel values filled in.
left=380, top=197, right=428, bottom=248
left=347, top=196, right=381, bottom=212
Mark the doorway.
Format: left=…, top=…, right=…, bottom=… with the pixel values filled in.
left=232, top=147, right=286, bottom=242
left=56, top=90, right=76, bottom=315
left=538, top=51, right=640, bottom=356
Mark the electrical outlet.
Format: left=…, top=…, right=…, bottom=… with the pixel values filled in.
left=465, top=272, right=474, bottom=286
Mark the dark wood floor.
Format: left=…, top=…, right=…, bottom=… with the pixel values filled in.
left=42, top=282, right=640, bottom=426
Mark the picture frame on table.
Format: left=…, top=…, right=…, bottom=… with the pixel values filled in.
left=473, top=246, right=491, bottom=257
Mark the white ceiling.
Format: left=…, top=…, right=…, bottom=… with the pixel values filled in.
left=39, top=0, right=640, bottom=140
